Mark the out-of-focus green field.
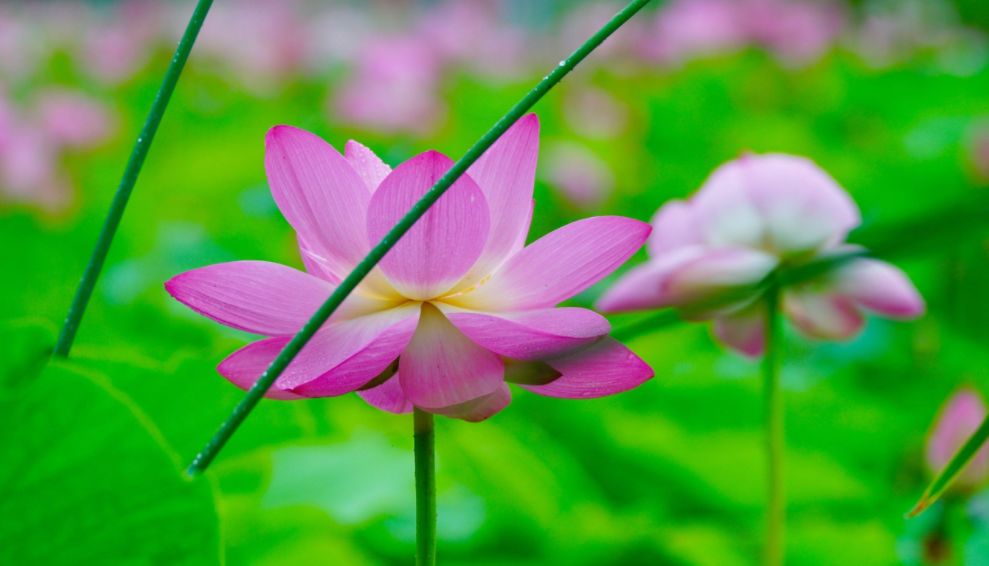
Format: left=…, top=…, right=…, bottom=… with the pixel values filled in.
left=3, top=2, right=989, bottom=564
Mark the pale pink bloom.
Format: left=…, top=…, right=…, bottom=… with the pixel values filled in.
left=742, top=0, right=845, bottom=66
left=597, top=153, right=924, bottom=357
left=927, top=388, right=989, bottom=490
left=166, top=115, right=653, bottom=421
left=640, top=0, right=747, bottom=64
left=35, top=89, right=114, bottom=148
left=0, top=93, right=68, bottom=209
left=543, top=142, right=614, bottom=209
left=80, top=1, right=165, bottom=84
left=332, top=35, right=444, bottom=135
left=418, top=0, right=528, bottom=80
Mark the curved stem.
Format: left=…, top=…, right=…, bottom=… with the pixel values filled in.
left=763, top=285, right=784, bottom=566
left=186, top=0, right=652, bottom=476
left=414, top=409, right=436, bottom=566
left=53, top=0, right=214, bottom=358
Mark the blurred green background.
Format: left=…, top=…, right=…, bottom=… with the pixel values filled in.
left=3, top=0, right=989, bottom=564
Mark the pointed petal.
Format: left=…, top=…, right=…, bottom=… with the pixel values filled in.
left=214, top=337, right=304, bottom=400
left=440, top=305, right=610, bottom=360
left=358, top=374, right=413, bottom=414
left=713, top=304, right=767, bottom=357
left=784, top=289, right=864, bottom=340
left=595, top=247, right=705, bottom=313
left=835, top=259, right=925, bottom=319
left=399, top=304, right=503, bottom=409
left=454, top=216, right=651, bottom=310
left=430, top=383, right=511, bottom=422
left=662, top=247, right=778, bottom=309
left=467, top=114, right=539, bottom=271
left=345, top=140, right=392, bottom=191
left=165, top=261, right=331, bottom=335
left=265, top=126, right=370, bottom=279
left=367, top=151, right=491, bottom=300
left=521, top=338, right=653, bottom=399
left=218, top=305, right=421, bottom=398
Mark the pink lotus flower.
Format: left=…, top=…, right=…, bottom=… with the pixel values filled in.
left=35, top=89, right=114, bottom=148
left=927, top=388, right=989, bottom=490
left=166, top=115, right=653, bottom=421
left=597, top=153, right=925, bottom=357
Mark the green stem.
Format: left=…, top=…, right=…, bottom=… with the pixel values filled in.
left=414, top=409, right=436, bottom=566
left=53, top=0, right=215, bottom=358
left=909, top=414, right=989, bottom=517
left=186, top=0, right=653, bottom=476
left=763, top=285, right=784, bottom=566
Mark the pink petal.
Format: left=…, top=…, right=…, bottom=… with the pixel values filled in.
left=647, top=200, right=703, bottom=256
left=662, top=247, right=778, bottom=309
left=440, top=306, right=610, bottom=360
left=218, top=304, right=421, bottom=397
left=265, top=126, right=371, bottom=280
left=835, top=259, right=925, bottom=319
left=595, top=247, right=705, bottom=313
left=399, top=304, right=504, bottom=409
left=784, top=289, right=864, bottom=340
left=522, top=338, right=653, bottom=399
left=213, top=337, right=303, bottom=400
left=345, top=140, right=391, bottom=191
left=358, top=375, right=413, bottom=414
left=465, top=114, right=539, bottom=274
left=367, top=151, right=491, bottom=300
left=430, top=383, right=512, bottom=422
left=454, top=216, right=651, bottom=310
left=927, top=388, right=989, bottom=486
left=713, top=304, right=767, bottom=357
left=165, top=261, right=331, bottom=335
left=692, top=153, right=860, bottom=255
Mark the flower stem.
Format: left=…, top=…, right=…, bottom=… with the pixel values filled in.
left=414, top=409, right=436, bottom=566
left=185, top=0, right=653, bottom=476
left=53, top=0, right=214, bottom=358
left=763, top=284, right=784, bottom=566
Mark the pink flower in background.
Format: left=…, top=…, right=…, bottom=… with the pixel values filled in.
left=968, top=124, right=989, bottom=183
left=543, top=142, right=614, bottom=209
left=332, top=35, right=444, bottom=134
left=742, top=0, right=845, bottom=65
left=418, top=0, right=528, bottom=80
left=640, top=0, right=747, bottom=64
left=80, top=0, right=165, bottom=84
left=564, top=86, right=629, bottom=139
left=597, top=153, right=924, bottom=357
left=35, top=89, right=114, bottom=148
left=166, top=115, right=653, bottom=421
left=927, top=388, right=989, bottom=490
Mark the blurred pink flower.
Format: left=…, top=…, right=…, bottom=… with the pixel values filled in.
left=597, top=153, right=924, bottom=357
left=80, top=1, right=165, bottom=84
left=418, top=0, right=528, bottom=79
left=166, top=115, right=653, bottom=421
left=0, top=93, right=67, bottom=209
left=640, top=0, right=843, bottom=66
left=927, top=388, right=989, bottom=490
left=564, top=86, right=629, bottom=139
left=543, top=142, right=614, bottom=209
left=332, top=35, right=444, bottom=134
left=35, top=89, right=114, bottom=148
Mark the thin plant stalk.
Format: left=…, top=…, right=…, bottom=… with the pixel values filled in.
left=414, top=409, right=437, bottom=566
left=763, top=284, right=784, bottom=566
left=53, top=0, right=215, bottom=358
left=909, top=415, right=989, bottom=517
left=186, top=0, right=653, bottom=476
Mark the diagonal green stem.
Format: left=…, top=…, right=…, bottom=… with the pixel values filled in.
left=414, top=409, right=436, bottom=566
left=186, top=0, right=653, bottom=476
left=53, top=0, right=215, bottom=358
left=763, top=284, right=784, bottom=566
left=909, top=414, right=989, bottom=517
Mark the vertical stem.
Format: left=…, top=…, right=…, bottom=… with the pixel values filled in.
left=53, top=0, right=214, bottom=358
left=414, top=408, right=436, bottom=566
left=763, top=285, right=784, bottom=566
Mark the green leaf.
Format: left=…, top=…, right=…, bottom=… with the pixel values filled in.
left=0, top=317, right=56, bottom=392
left=0, top=361, right=221, bottom=564
left=909, top=414, right=989, bottom=518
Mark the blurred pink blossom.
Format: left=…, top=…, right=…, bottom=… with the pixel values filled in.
left=35, top=89, right=114, bottom=148
left=332, top=35, right=445, bottom=134
left=927, top=388, right=989, bottom=490
left=564, top=86, right=629, bottom=139
left=543, top=142, right=615, bottom=209
left=80, top=1, right=166, bottom=84
left=166, top=115, right=653, bottom=420
left=418, top=0, right=528, bottom=79
left=597, top=153, right=924, bottom=357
